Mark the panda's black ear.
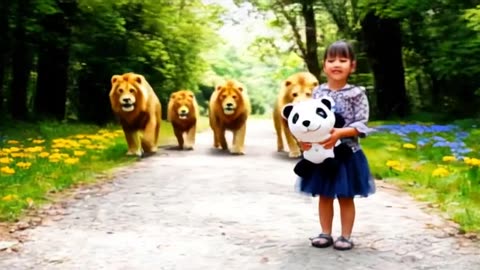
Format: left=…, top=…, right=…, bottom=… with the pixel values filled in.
left=320, top=98, right=332, bottom=110
left=281, top=104, right=294, bottom=119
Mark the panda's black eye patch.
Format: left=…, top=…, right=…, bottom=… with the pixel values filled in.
left=292, top=113, right=299, bottom=124
left=316, top=108, right=327, bottom=118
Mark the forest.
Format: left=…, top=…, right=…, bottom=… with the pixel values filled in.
left=0, top=0, right=479, bottom=124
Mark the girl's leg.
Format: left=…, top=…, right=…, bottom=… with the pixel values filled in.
left=335, top=197, right=355, bottom=249
left=319, top=196, right=335, bottom=234
left=310, top=196, right=335, bottom=247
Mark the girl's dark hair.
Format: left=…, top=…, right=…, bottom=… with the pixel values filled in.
left=323, top=40, right=356, bottom=62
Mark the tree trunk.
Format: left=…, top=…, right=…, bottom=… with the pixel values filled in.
left=77, top=68, right=113, bottom=125
left=301, top=1, right=321, bottom=80
left=0, top=0, right=11, bottom=113
left=10, top=0, right=32, bottom=120
left=34, top=48, right=70, bottom=120
left=360, top=11, right=409, bottom=118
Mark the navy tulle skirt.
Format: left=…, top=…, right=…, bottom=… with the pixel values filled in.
left=295, top=150, right=376, bottom=198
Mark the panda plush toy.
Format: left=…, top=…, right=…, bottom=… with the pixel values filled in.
left=281, top=96, right=353, bottom=178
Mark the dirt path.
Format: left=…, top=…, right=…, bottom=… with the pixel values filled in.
left=0, top=119, right=479, bottom=270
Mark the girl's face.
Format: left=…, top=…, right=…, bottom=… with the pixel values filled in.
left=323, top=56, right=356, bottom=83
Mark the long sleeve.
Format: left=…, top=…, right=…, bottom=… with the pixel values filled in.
left=348, top=90, right=373, bottom=138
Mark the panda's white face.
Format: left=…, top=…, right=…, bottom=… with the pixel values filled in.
left=281, top=96, right=336, bottom=142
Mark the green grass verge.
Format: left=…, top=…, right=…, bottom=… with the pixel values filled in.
left=0, top=117, right=209, bottom=221
left=363, top=119, right=480, bottom=233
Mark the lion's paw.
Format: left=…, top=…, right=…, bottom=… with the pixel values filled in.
left=230, top=147, right=245, bottom=155
left=126, top=150, right=142, bottom=157
left=288, top=151, right=302, bottom=158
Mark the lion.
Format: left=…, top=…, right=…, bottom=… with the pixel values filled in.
left=273, top=71, right=319, bottom=158
left=109, top=72, right=162, bottom=157
left=208, top=79, right=251, bottom=155
left=167, top=89, right=199, bottom=150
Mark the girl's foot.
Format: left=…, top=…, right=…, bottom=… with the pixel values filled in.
left=309, top=233, right=333, bottom=248
left=333, top=236, right=354, bottom=251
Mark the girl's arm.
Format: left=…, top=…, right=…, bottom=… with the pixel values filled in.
left=344, top=89, right=373, bottom=138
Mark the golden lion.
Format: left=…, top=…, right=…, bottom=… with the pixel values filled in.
left=167, top=89, right=199, bottom=150
left=273, top=71, right=319, bottom=158
left=109, top=72, right=162, bottom=157
left=209, top=79, right=251, bottom=155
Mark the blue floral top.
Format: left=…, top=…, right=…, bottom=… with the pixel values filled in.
left=312, top=83, right=374, bottom=152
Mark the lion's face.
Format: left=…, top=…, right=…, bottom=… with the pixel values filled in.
left=169, top=90, right=196, bottom=120
left=283, top=72, right=319, bottom=104
left=109, top=73, right=146, bottom=113
left=216, top=83, right=244, bottom=116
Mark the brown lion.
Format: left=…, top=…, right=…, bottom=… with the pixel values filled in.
left=167, top=89, right=199, bottom=150
left=109, top=72, right=162, bottom=157
left=209, top=79, right=251, bottom=155
left=273, top=71, right=319, bottom=158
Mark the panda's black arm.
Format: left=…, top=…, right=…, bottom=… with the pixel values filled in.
left=334, top=112, right=346, bottom=128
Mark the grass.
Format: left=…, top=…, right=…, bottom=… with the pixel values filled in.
left=0, top=117, right=209, bottom=221
left=363, top=118, right=480, bottom=233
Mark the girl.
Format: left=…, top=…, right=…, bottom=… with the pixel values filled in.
left=298, top=40, right=376, bottom=251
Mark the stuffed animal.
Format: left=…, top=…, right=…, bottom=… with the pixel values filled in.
left=281, top=96, right=352, bottom=178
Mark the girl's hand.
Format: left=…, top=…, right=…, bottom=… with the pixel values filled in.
left=320, top=128, right=342, bottom=149
left=299, top=141, right=312, bottom=151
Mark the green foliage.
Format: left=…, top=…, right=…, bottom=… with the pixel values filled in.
left=364, top=120, right=480, bottom=232
left=464, top=5, right=480, bottom=31
left=1, top=0, right=225, bottom=122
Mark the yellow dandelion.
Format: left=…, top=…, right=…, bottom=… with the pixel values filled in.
left=402, top=143, right=416, bottom=149
left=38, top=152, right=50, bottom=158
left=64, top=157, right=79, bottom=165
left=0, top=151, right=7, bottom=156
left=26, top=197, right=34, bottom=207
left=74, top=134, right=86, bottom=139
left=1, top=194, right=18, bottom=201
left=11, top=152, right=26, bottom=158
left=464, top=157, right=480, bottom=167
left=24, top=146, right=43, bottom=153
left=0, top=166, right=15, bottom=174
left=0, top=157, right=13, bottom=164
left=52, top=142, right=67, bottom=149
left=52, top=149, right=60, bottom=153
left=442, top=156, right=456, bottom=162
left=386, top=160, right=405, bottom=172
left=32, top=139, right=45, bottom=144
left=101, top=133, right=117, bottom=139
left=16, top=162, right=32, bottom=169
left=386, top=160, right=400, bottom=167
left=74, top=150, right=86, bottom=157
left=7, top=140, right=19, bottom=144
left=7, top=147, right=21, bottom=153
left=432, top=167, right=450, bottom=177
left=49, top=158, right=60, bottom=163
left=78, top=139, right=92, bottom=145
